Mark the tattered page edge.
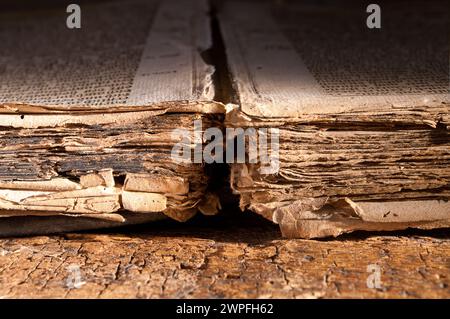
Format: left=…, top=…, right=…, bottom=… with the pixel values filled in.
left=250, top=198, right=450, bottom=238
left=0, top=170, right=211, bottom=222
left=0, top=101, right=225, bottom=115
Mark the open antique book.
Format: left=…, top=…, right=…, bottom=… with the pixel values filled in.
left=220, top=1, right=450, bottom=238
left=0, top=0, right=224, bottom=235
left=0, top=0, right=448, bottom=238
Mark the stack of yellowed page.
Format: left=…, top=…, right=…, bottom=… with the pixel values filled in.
left=220, top=1, right=450, bottom=238
left=0, top=0, right=223, bottom=235
left=1, top=0, right=449, bottom=238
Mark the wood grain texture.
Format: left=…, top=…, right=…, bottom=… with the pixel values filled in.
left=0, top=213, right=448, bottom=299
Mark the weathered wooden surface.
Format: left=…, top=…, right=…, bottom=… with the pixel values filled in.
left=0, top=213, right=448, bottom=298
